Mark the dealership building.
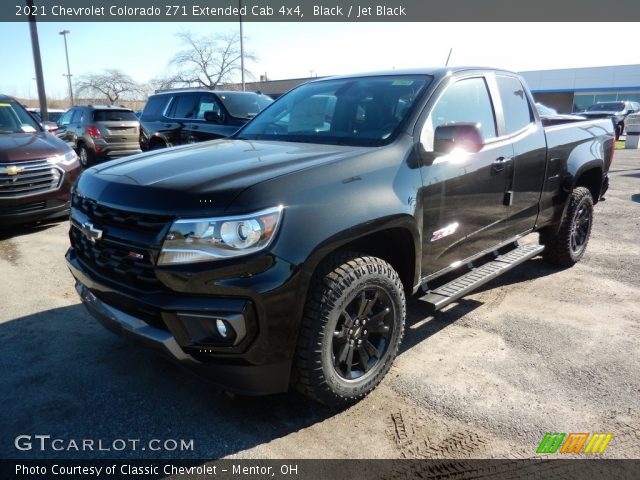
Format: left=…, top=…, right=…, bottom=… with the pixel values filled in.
left=237, top=64, right=640, bottom=114
left=520, top=64, right=640, bottom=113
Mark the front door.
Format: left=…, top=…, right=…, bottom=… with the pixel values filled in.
left=183, top=94, right=238, bottom=143
left=419, top=76, right=513, bottom=276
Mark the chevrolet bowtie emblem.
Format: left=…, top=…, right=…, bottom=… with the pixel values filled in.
left=80, top=221, right=103, bottom=243
left=2, top=166, right=24, bottom=176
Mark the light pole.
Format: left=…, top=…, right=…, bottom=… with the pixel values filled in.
left=239, top=0, right=245, bottom=91
left=27, top=0, right=48, bottom=121
left=59, top=29, right=74, bottom=105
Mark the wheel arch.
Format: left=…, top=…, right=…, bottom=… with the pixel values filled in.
left=300, top=215, right=421, bottom=298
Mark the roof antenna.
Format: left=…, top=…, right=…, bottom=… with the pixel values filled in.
left=445, top=48, right=453, bottom=67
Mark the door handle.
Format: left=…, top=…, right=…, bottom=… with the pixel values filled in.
left=492, top=156, right=512, bottom=173
left=191, top=125, right=199, bottom=130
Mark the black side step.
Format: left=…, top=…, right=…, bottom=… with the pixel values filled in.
left=420, top=243, right=545, bottom=311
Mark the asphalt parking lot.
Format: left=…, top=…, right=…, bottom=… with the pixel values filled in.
left=1, top=150, right=639, bottom=461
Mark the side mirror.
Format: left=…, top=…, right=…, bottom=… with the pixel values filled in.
left=204, top=110, right=223, bottom=124
left=433, top=123, right=484, bottom=155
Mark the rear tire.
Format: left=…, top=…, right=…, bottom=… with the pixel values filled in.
left=540, top=186, right=594, bottom=267
left=293, top=252, right=406, bottom=408
left=78, top=145, right=94, bottom=168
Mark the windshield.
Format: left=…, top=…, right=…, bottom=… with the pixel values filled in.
left=48, top=111, right=64, bottom=122
left=0, top=101, right=41, bottom=134
left=235, top=75, right=432, bottom=146
left=587, top=102, right=625, bottom=112
left=217, top=92, right=273, bottom=119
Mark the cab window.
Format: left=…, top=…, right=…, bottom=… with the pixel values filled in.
left=496, top=75, right=534, bottom=134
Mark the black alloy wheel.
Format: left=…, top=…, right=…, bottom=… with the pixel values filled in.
left=332, top=288, right=394, bottom=380
left=294, top=252, right=406, bottom=407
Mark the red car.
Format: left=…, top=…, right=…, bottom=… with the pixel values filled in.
left=0, top=95, right=81, bottom=225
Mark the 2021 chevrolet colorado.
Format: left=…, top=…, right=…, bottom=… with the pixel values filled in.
left=66, top=68, right=613, bottom=406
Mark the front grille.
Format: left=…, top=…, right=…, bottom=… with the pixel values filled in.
left=72, top=195, right=168, bottom=234
left=70, top=195, right=172, bottom=292
left=0, top=160, right=62, bottom=198
left=0, top=201, right=46, bottom=215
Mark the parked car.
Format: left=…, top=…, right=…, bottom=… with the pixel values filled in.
left=67, top=68, right=613, bottom=406
left=139, top=88, right=273, bottom=150
left=26, top=107, right=66, bottom=133
left=535, top=103, right=586, bottom=126
left=578, top=100, right=640, bottom=139
left=56, top=105, right=142, bottom=167
left=0, top=95, right=80, bottom=225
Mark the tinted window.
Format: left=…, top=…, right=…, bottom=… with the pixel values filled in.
left=496, top=75, right=533, bottom=134
left=141, top=96, right=169, bottom=120
left=168, top=95, right=199, bottom=119
left=0, top=100, right=41, bottom=134
left=428, top=77, right=497, bottom=141
left=196, top=95, right=221, bottom=120
left=71, top=109, right=83, bottom=123
left=48, top=111, right=64, bottom=122
left=217, top=92, right=273, bottom=119
left=237, top=75, right=431, bottom=147
left=92, top=110, right=138, bottom=122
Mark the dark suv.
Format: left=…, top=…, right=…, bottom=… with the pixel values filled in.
left=139, top=89, right=273, bottom=150
left=56, top=105, right=142, bottom=167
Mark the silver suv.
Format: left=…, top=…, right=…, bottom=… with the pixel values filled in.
left=56, top=105, right=142, bottom=167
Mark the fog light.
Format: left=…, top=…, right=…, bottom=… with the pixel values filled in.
left=216, top=319, right=228, bottom=338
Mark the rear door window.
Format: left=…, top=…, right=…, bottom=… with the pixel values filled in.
left=141, top=96, right=169, bottom=120
left=496, top=75, right=534, bottom=135
left=167, top=94, right=199, bottom=119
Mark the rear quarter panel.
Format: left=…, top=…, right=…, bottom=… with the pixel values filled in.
left=537, top=119, right=614, bottom=227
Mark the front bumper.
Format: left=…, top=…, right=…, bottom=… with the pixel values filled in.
left=74, top=281, right=292, bottom=395
left=67, top=242, right=304, bottom=395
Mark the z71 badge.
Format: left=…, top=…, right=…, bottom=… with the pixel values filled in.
left=431, top=222, right=459, bottom=242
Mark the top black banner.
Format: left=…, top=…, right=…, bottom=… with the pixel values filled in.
left=6, top=0, right=640, bottom=22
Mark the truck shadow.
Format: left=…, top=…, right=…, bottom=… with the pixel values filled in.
left=0, top=305, right=330, bottom=460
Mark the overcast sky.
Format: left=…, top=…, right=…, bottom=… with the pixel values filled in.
left=2, top=22, right=639, bottom=99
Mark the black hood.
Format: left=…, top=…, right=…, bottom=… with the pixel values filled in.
left=75, top=139, right=368, bottom=216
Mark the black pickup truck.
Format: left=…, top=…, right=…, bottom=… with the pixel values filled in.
left=66, top=68, right=614, bottom=407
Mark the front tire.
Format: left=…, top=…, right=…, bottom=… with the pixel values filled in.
left=293, top=253, right=406, bottom=407
left=540, top=186, right=594, bottom=267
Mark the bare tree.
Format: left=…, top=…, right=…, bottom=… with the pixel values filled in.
left=75, top=69, right=142, bottom=104
left=168, top=31, right=255, bottom=89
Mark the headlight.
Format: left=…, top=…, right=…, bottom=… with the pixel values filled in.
left=47, top=150, right=78, bottom=166
left=158, top=206, right=283, bottom=265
